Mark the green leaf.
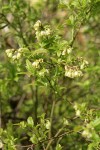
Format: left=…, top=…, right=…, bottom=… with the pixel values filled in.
left=88, top=143, right=95, bottom=150
left=82, top=0, right=87, bottom=7
left=32, top=49, right=48, bottom=56
left=19, top=121, right=26, bottom=128
left=30, top=134, right=38, bottom=144
left=66, top=15, right=74, bottom=26
left=74, top=126, right=82, bottom=132
left=92, top=1, right=100, bottom=15
left=90, top=118, right=100, bottom=127
left=27, top=117, right=34, bottom=127
left=56, top=144, right=62, bottom=150
left=26, top=59, right=34, bottom=74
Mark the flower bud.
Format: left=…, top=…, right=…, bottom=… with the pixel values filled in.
left=12, top=55, right=17, bottom=60
left=63, top=118, right=69, bottom=125
left=82, top=130, right=92, bottom=138
left=7, top=52, right=12, bottom=58
left=0, top=140, right=3, bottom=149
left=34, top=20, right=41, bottom=31
left=32, top=61, right=39, bottom=68
left=62, top=49, right=66, bottom=55
left=45, top=28, right=51, bottom=35
left=67, top=47, right=72, bottom=54
left=6, top=49, right=11, bottom=53
left=45, top=120, right=51, bottom=129
left=76, top=110, right=81, bottom=117
left=16, top=53, right=21, bottom=59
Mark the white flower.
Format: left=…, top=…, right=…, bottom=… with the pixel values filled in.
left=40, top=29, right=51, bottom=37
left=45, top=120, right=51, bottom=129
left=0, top=141, right=3, bottom=148
left=71, top=71, right=75, bottom=78
left=80, top=63, right=85, bottom=69
left=82, top=130, right=88, bottom=137
left=40, top=31, right=46, bottom=36
left=63, top=118, right=69, bottom=125
left=45, top=28, right=51, bottom=35
left=34, top=20, right=41, bottom=31
left=74, top=71, right=79, bottom=76
left=38, top=58, right=43, bottom=63
left=16, top=53, right=21, bottom=59
left=32, top=61, right=39, bottom=68
left=82, top=130, right=92, bottom=138
left=6, top=49, right=14, bottom=58
left=84, top=60, right=89, bottom=65
left=5, top=48, right=23, bottom=60
left=86, top=124, right=94, bottom=130
left=78, top=71, right=83, bottom=76
left=65, top=71, right=71, bottom=77
left=65, top=65, right=68, bottom=70
left=7, top=52, right=12, bottom=58
left=76, top=110, right=81, bottom=117
left=80, top=60, right=89, bottom=69
left=35, top=31, right=41, bottom=40
left=39, top=69, right=49, bottom=77
left=18, top=48, right=23, bottom=53
left=12, top=55, right=17, bottom=60
left=39, top=71, right=44, bottom=76
left=62, top=49, right=66, bottom=55
left=6, top=49, right=11, bottom=54
left=67, top=47, right=72, bottom=54
left=73, top=103, right=78, bottom=110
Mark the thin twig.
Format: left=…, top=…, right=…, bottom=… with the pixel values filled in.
left=15, top=130, right=73, bottom=149
left=46, top=126, right=65, bottom=150
left=70, top=6, right=92, bottom=47
left=49, top=100, right=55, bottom=139
left=34, top=85, right=38, bottom=125
left=15, top=94, right=26, bottom=113
left=0, top=96, right=2, bottom=128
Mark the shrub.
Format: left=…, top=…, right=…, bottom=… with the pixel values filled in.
left=0, top=0, right=100, bottom=149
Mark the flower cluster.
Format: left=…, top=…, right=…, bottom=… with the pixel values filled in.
left=34, top=20, right=42, bottom=31
left=32, top=59, right=43, bottom=68
left=34, top=20, right=51, bottom=40
left=6, top=48, right=24, bottom=61
left=65, top=65, right=83, bottom=78
left=82, top=129, right=92, bottom=139
left=80, top=59, right=89, bottom=69
left=77, top=57, right=89, bottom=70
left=82, top=124, right=94, bottom=139
left=63, top=118, right=69, bottom=126
left=73, top=103, right=81, bottom=117
left=62, top=47, right=72, bottom=55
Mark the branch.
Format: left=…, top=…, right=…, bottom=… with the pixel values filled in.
left=34, top=85, right=38, bottom=125
left=15, top=130, right=73, bottom=149
left=70, top=6, right=93, bottom=47
left=0, top=24, right=8, bottom=30
left=49, top=100, right=55, bottom=139
left=0, top=95, right=2, bottom=128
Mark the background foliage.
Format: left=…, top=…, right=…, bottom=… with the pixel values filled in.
left=0, top=0, right=100, bottom=150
